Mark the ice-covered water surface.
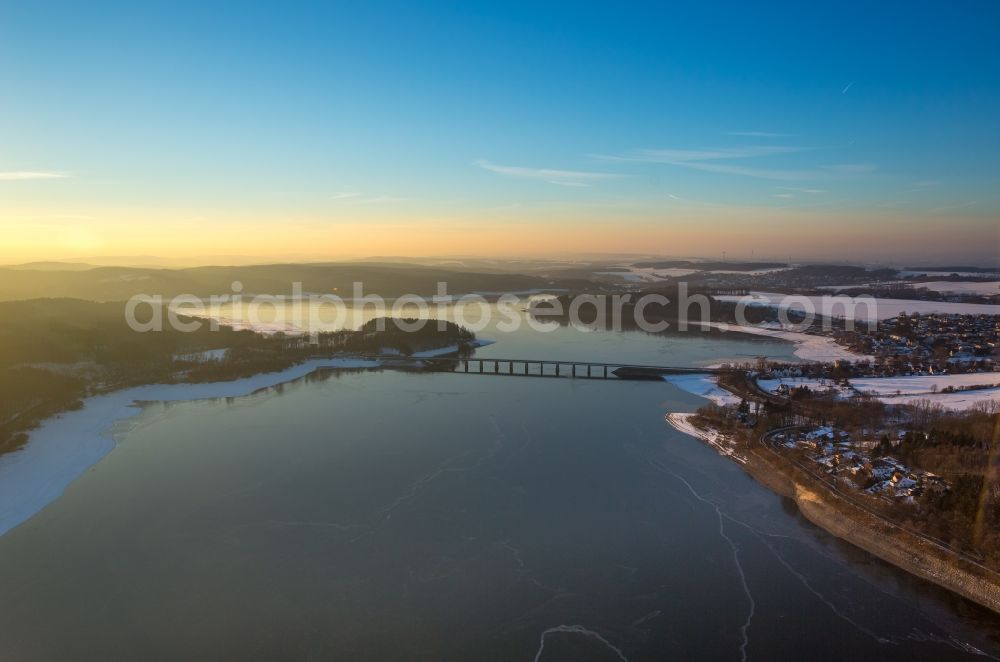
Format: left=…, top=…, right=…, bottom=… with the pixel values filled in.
left=0, top=359, right=382, bottom=536
left=1, top=367, right=998, bottom=659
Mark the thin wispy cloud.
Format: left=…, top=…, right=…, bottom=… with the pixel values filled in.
left=0, top=171, right=69, bottom=181
left=822, top=163, right=876, bottom=174
left=596, top=145, right=800, bottom=164
left=596, top=146, right=875, bottom=181
left=674, top=161, right=825, bottom=181
left=329, top=191, right=362, bottom=200
left=475, top=160, right=623, bottom=187
left=928, top=200, right=979, bottom=214
left=778, top=186, right=827, bottom=194
left=727, top=131, right=793, bottom=138
left=660, top=192, right=727, bottom=208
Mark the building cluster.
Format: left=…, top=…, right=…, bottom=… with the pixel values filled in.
left=775, top=426, right=949, bottom=501
left=838, top=313, right=999, bottom=374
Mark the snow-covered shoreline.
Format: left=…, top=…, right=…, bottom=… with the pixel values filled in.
left=0, top=358, right=390, bottom=537
left=0, top=337, right=499, bottom=538
left=702, top=321, right=873, bottom=363
left=663, top=373, right=742, bottom=407
left=662, top=372, right=746, bottom=462
left=664, top=413, right=745, bottom=463
left=411, top=338, right=495, bottom=357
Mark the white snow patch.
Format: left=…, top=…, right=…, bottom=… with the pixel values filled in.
left=906, top=281, right=1000, bottom=296
left=595, top=266, right=696, bottom=281
left=700, top=322, right=872, bottom=363
left=818, top=280, right=1000, bottom=296
left=714, top=291, right=1000, bottom=321
left=707, top=267, right=791, bottom=276
left=410, top=338, right=495, bottom=358
left=851, top=372, right=1000, bottom=396
left=664, top=373, right=742, bottom=407
left=665, top=413, right=746, bottom=464
left=899, top=270, right=1000, bottom=279
left=883, top=388, right=1000, bottom=410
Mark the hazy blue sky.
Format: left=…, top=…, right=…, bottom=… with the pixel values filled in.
left=1, top=1, right=998, bottom=262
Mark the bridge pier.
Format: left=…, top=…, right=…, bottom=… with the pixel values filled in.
left=479, top=360, right=483, bottom=374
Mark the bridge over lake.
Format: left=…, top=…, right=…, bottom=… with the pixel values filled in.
left=362, top=355, right=738, bottom=380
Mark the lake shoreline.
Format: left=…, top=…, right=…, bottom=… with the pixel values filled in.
left=0, top=333, right=500, bottom=538
left=745, top=444, right=1000, bottom=617
left=0, top=357, right=391, bottom=537
left=664, top=384, right=1000, bottom=617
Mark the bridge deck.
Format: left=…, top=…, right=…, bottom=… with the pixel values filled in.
left=353, top=354, right=735, bottom=378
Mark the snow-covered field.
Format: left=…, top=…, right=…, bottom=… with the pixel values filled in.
left=707, top=267, right=790, bottom=276
left=0, top=358, right=382, bottom=537
left=819, top=281, right=1000, bottom=296
left=182, top=312, right=303, bottom=335
left=701, top=321, right=873, bottom=362
left=715, top=291, right=1000, bottom=321
left=884, top=388, right=1000, bottom=410
left=816, top=281, right=906, bottom=291
left=663, top=373, right=742, bottom=407
left=667, top=366, right=1000, bottom=418
left=596, top=265, right=790, bottom=281
left=851, top=372, right=1000, bottom=396
left=756, top=372, right=1000, bottom=410
left=909, top=281, right=1000, bottom=296
left=899, top=270, right=1000, bottom=279
left=594, top=267, right=696, bottom=281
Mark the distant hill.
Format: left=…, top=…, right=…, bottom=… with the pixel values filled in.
left=11, top=255, right=295, bottom=268
left=904, top=266, right=1000, bottom=273
left=3, top=261, right=99, bottom=271
left=631, top=260, right=787, bottom=271
left=0, top=263, right=591, bottom=302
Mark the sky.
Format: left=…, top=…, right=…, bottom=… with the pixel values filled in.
left=1, top=1, right=999, bottom=265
